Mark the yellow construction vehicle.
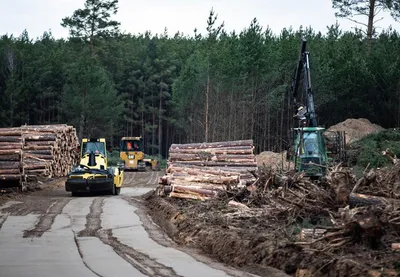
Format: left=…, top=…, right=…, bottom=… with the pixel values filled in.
left=119, top=136, right=159, bottom=171
left=65, top=138, right=124, bottom=196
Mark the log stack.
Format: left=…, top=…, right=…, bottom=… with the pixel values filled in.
left=0, top=127, right=24, bottom=187
left=159, top=140, right=257, bottom=200
left=0, top=124, right=79, bottom=189
left=21, top=124, right=79, bottom=178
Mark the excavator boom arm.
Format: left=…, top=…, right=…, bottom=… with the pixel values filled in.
left=290, top=38, right=317, bottom=127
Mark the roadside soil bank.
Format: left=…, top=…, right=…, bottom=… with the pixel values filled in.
left=145, top=193, right=399, bottom=277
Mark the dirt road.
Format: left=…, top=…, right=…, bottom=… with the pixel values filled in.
left=0, top=172, right=278, bottom=277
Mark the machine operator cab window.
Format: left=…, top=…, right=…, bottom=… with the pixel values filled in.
left=122, top=140, right=143, bottom=152
left=298, top=132, right=319, bottom=156
left=82, top=142, right=106, bottom=156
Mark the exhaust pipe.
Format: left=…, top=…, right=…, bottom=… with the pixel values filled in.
left=88, top=152, right=97, bottom=167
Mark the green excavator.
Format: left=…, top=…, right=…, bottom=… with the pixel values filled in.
left=289, top=38, right=346, bottom=178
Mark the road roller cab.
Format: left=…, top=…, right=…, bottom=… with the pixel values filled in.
left=65, top=138, right=124, bottom=196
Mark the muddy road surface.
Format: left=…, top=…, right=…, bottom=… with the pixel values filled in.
left=0, top=171, right=277, bottom=277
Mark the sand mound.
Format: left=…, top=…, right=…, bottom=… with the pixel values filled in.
left=326, top=118, right=384, bottom=145
left=256, top=151, right=293, bottom=170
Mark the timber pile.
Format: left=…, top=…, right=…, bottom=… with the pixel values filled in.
left=0, top=127, right=24, bottom=187
left=0, top=124, right=79, bottom=188
left=159, top=140, right=258, bottom=200
left=21, top=124, right=79, bottom=178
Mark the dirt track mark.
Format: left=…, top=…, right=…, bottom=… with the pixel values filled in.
left=127, top=197, right=258, bottom=277
left=146, top=171, right=155, bottom=185
left=73, top=232, right=104, bottom=277
left=78, top=198, right=103, bottom=237
left=23, top=198, right=71, bottom=237
left=0, top=214, right=8, bottom=230
left=125, top=171, right=136, bottom=184
left=77, top=196, right=179, bottom=276
left=98, top=229, right=181, bottom=277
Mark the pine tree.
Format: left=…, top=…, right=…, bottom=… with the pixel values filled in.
left=61, top=0, right=120, bottom=48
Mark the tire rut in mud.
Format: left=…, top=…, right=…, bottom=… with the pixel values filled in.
left=23, top=198, right=71, bottom=238
left=77, top=197, right=181, bottom=277
left=73, top=233, right=103, bottom=277
left=97, top=229, right=181, bottom=277
left=78, top=198, right=103, bottom=237
left=0, top=214, right=8, bottom=230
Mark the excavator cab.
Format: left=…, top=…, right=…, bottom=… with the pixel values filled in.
left=293, top=127, right=328, bottom=177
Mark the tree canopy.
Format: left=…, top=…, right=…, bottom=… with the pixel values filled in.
left=0, top=6, right=400, bottom=155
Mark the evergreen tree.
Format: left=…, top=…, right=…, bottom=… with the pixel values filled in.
left=61, top=51, right=123, bottom=139
left=61, top=0, right=120, bottom=48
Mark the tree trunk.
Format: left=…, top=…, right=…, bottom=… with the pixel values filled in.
left=367, top=0, right=376, bottom=54
left=158, top=86, right=163, bottom=156
left=205, top=61, right=210, bottom=143
left=79, top=112, right=84, bottom=140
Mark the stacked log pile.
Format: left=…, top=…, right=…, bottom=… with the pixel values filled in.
left=0, top=124, right=79, bottom=188
left=0, top=127, right=24, bottom=187
left=21, top=124, right=79, bottom=179
left=159, top=140, right=257, bottom=200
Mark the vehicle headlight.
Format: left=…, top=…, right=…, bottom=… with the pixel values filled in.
left=128, top=155, right=134, bottom=159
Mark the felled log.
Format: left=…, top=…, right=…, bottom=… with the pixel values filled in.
left=24, top=150, right=53, bottom=155
left=168, top=163, right=256, bottom=175
left=169, top=191, right=209, bottom=201
left=0, top=142, right=23, bottom=148
left=0, top=154, right=20, bottom=161
left=0, top=136, right=22, bottom=142
left=173, top=161, right=257, bottom=167
left=0, top=149, right=21, bottom=155
left=169, top=147, right=254, bottom=155
left=171, top=185, right=219, bottom=197
left=392, top=243, right=400, bottom=251
left=23, top=145, right=55, bottom=151
left=23, top=154, right=53, bottom=160
left=23, top=163, right=49, bottom=170
left=25, top=141, right=57, bottom=146
left=0, top=168, right=20, bottom=174
left=23, top=134, right=56, bottom=141
left=170, top=140, right=253, bottom=150
left=0, top=161, right=20, bottom=169
left=168, top=174, right=239, bottom=185
left=24, top=169, right=49, bottom=175
left=167, top=181, right=227, bottom=190
left=0, top=175, right=20, bottom=181
left=169, top=153, right=255, bottom=162
left=0, top=130, right=22, bottom=136
left=349, top=193, right=400, bottom=207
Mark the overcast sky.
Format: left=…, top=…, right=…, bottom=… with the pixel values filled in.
left=1, top=0, right=400, bottom=40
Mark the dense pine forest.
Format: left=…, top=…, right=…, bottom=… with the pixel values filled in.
left=1, top=0, right=400, bottom=157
